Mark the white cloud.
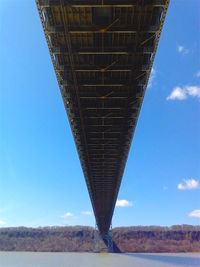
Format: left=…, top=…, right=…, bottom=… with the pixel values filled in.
left=189, top=210, right=200, bottom=218
left=116, top=199, right=133, bottom=207
left=61, top=212, right=73, bottom=218
left=81, top=211, right=92, bottom=216
left=147, top=67, right=156, bottom=88
left=186, top=86, right=200, bottom=98
left=167, top=86, right=187, bottom=100
left=195, top=71, right=200, bottom=78
left=0, top=219, right=5, bottom=226
left=177, top=45, right=189, bottom=55
left=167, top=85, right=200, bottom=101
left=178, top=178, right=199, bottom=190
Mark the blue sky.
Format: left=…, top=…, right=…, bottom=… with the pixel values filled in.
left=0, top=0, right=199, bottom=228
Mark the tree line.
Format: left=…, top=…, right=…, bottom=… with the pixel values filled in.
left=0, top=225, right=200, bottom=252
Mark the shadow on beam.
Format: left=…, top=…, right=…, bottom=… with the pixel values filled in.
left=102, top=238, right=121, bottom=253
left=113, top=240, right=122, bottom=253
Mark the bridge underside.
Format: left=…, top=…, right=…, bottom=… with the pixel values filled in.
left=36, top=0, right=169, bottom=237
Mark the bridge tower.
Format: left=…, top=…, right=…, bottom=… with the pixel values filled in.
left=103, top=224, right=113, bottom=253
left=94, top=224, right=101, bottom=253
left=94, top=222, right=114, bottom=253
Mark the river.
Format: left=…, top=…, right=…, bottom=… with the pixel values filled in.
left=0, top=252, right=200, bottom=267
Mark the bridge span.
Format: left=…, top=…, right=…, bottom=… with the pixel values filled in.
left=36, top=0, right=169, bottom=239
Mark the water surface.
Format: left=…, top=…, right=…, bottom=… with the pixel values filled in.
left=0, top=252, right=200, bottom=267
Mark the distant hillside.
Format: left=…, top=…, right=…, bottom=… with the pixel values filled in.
left=0, top=225, right=200, bottom=252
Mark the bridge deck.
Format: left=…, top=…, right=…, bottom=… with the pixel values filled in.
left=36, top=0, right=169, bottom=237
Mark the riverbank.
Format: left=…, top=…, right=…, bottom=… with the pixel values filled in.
left=0, top=225, right=200, bottom=253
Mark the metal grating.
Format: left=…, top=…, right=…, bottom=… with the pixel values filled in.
left=36, top=0, right=169, bottom=237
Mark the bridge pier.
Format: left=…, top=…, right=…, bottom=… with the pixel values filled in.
left=94, top=224, right=101, bottom=253
left=103, top=224, right=113, bottom=253
left=94, top=224, right=114, bottom=253
left=103, top=234, right=113, bottom=253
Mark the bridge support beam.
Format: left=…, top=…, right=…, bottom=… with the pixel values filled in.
left=94, top=223, right=114, bottom=253
left=103, top=224, right=113, bottom=253
left=94, top=224, right=101, bottom=253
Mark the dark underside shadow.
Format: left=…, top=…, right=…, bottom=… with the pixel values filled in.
left=112, top=241, right=121, bottom=253
left=102, top=238, right=121, bottom=253
left=125, top=253, right=200, bottom=266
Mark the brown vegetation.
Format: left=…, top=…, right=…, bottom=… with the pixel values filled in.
left=0, top=225, right=200, bottom=252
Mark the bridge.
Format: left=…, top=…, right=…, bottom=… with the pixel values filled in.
left=36, top=0, right=169, bottom=241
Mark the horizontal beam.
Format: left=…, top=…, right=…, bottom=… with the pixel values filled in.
left=77, top=82, right=144, bottom=87
left=85, top=124, right=124, bottom=127
left=51, top=46, right=154, bottom=55
left=82, top=110, right=137, bottom=116
left=85, top=118, right=136, bottom=121
left=80, top=96, right=128, bottom=99
left=46, top=25, right=159, bottom=34
left=88, top=138, right=120, bottom=141
left=84, top=106, right=138, bottom=110
left=89, top=158, right=119, bottom=161
left=58, top=63, right=148, bottom=70
left=87, top=130, right=121, bottom=133
left=39, top=0, right=166, bottom=8
left=78, top=87, right=143, bottom=95
left=58, top=66, right=147, bottom=73
left=88, top=145, right=120, bottom=147
left=88, top=144, right=122, bottom=147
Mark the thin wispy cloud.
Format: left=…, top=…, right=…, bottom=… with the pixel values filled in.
left=195, top=71, right=200, bottom=78
left=116, top=199, right=133, bottom=207
left=0, top=219, right=5, bottom=226
left=189, top=209, right=200, bottom=218
left=147, top=67, right=156, bottom=88
left=81, top=211, right=92, bottom=216
left=177, top=45, right=189, bottom=55
left=167, top=85, right=200, bottom=101
left=61, top=212, right=73, bottom=218
left=163, top=186, right=168, bottom=191
left=178, top=178, right=199, bottom=190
